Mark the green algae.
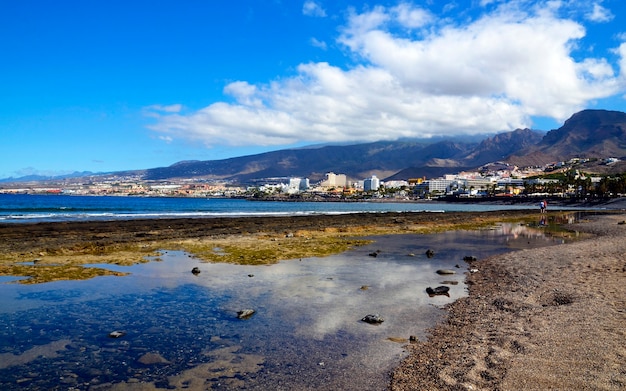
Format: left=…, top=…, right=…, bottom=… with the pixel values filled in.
left=0, top=211, right=567, bottom=284
left=0, top=264, right=128, bottom=284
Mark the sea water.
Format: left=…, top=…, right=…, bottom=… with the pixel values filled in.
left=0, top=223, right=565, bottom=390
left=0, top=193, right=544, bottom=223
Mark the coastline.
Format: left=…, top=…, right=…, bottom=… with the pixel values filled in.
left=390, top=212, right=626, bottom=390
left=1, top=210, right=624, bottom=389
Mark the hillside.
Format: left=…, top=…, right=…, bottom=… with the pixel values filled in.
left=143, top=109, right=626, bottom=183
left=132, top=130, right=546, bottom=183
left=4, top=109, right=626, bottom=185
left=506, top=109, right=626, bottom=167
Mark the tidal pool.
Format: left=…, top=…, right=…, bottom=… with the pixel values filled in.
left=0, top=223, right=564, bottom=390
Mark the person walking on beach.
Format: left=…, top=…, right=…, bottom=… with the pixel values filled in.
left=540, top=200, right=546, bottom=214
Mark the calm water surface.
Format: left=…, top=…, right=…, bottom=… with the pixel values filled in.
left=0, top=194, right=544, bottom=223
left=0, top=223, right=563, bottom=390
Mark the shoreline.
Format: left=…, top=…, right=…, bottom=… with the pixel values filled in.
left=390, top=212, right=626, bottom=390
left=1, top=210, right=624, bottom=389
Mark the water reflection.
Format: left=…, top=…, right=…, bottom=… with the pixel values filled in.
left=0, top=223, right=564, bottom=390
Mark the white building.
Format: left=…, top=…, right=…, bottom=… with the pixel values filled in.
left=288, top=177, right=309, bottom=193
left=414, top=179, right=459, bottom=196
left=384, top=180, right=409, bottom=189
left=363, top=175, right=380, bottom=192
left=320, top=172, right=347, bottom=188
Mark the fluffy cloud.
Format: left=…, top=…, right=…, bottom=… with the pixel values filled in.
left=586, top=2, right=613, bottom=22
left=302, top=1, right=326, bottom=17
left=148, top=1, right=626, bottom=148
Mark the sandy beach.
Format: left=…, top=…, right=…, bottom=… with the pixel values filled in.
left=1, top=209, right=625, bottom=390
left=390, top=212, right=626, bottom=390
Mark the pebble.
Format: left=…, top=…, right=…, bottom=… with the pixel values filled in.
left=237, top=309, right=256, bottom=319
left=361, top=314, right=384, bottom=324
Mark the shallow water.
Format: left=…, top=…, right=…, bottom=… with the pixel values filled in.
left=0, top=223, right=564, bottom=390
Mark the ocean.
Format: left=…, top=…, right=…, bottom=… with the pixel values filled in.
left=0, top=223, right=565, bottom=389
left=0, top=193, right=540, bottom=223
left=0, top=193, right=579, bottom=389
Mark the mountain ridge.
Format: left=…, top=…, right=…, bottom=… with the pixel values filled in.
left=136, top=109, right=626, bottom=183
left=3, top=109, right=626, bottom=185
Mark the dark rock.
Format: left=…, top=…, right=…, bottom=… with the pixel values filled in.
left=463, top=255, right=477, bottom=262
left=138, top=352, right=171, bottom=365
left=425, top=249, right=435, bottom=258
left=436, top=269, right=456, bottom=275
left=361, top=314, right=384, bottom=324
left=409, top=335, right=418, bottom=342
left=108, top=331, right=125, bottom=338
left=237, top=309, right=256, bottom=319
left=191, top=267, right=201, bottom=275
left=426, top=286, right=450, bottom=296
left=368, top=252, right=378, bottom=257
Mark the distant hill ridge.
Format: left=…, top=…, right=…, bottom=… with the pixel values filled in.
left=3, top=109, right=626, bottom=184
left=506, top=109, right=626, bottom=167
left=136, top=109, right=624, bottom=183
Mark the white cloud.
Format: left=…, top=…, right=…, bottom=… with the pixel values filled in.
left=148, top=1, right=626, bottom=148
left=586, top=2, right=613, bottom=22
left=310, top=37, right=327, bottom=50
left=146, top=104, right=183, bottom=113
left=392, top=3, right=433, bottom=29
left=302, top=1, right=326, bottom=17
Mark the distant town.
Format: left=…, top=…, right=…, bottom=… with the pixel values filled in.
left=1, top=157, right=625, bottom=201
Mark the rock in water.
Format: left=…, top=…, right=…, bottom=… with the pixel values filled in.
left=361, top=314, right=384, bottom=324
left=425, top=249, right=435, bottom=258
left=436, top=269, right=456, bottom=275
left=237, top=309, right=256, bottom=319
left=191, top=267, right=201, bottom=275
left=426, top=286, right=450, bottom=296
left=138, top=352, right=170, bottom=365
left=108, top=331, right=126, bottom=338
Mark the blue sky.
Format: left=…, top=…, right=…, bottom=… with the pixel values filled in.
left=1, top=0, right=625, bottom=179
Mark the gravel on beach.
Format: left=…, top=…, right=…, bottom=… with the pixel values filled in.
left=390, top=212, right=626, bottom=391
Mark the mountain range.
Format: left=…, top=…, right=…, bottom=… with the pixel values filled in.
left=135, top=109, right=626, bottom=183
left=4, top=109, right=626, bottom=184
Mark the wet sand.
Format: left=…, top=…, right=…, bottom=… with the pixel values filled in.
left=390, top=212, right=626, bottom=390
left=1, top=209, right=625, bottom=390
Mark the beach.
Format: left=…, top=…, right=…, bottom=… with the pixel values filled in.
left=0, top=209, right=625, bottom=390
left=390, top=212, right=626, bottom=390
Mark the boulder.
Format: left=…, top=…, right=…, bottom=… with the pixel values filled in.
left=436, top=269, right=456, bottom=275
left=191, top=267, right=201, bottom=275
left=426, top=286, right=450, bottom=296
left=425, top=249, right=435, bottom=258
left=361, top=314, right=384, bottom=324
